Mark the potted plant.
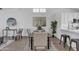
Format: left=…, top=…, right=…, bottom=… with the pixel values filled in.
left=51, top=20, right=57, bottom=37
left=37, top=26, right=42, bottom=30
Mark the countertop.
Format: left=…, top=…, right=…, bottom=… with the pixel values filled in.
left=61, top=28, right=79, bottom=34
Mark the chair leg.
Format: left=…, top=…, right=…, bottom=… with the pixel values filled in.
left=63, top=38, right=66, bottom=48
left=29, top=37, right=31, bottom=47
left=15, top=36, right=17, bottom=41
left=20, top=36, right=21, bottom=39
left=76, top=43, right=77, bottom=51
left=21, top=35, right=22, bottom=39
left=69, top=41, right=72, bottom=51
left=59, top=36, right=62, bottom=44
left=15, top=36, right=19, bottom=40
left=20, top=34, right=22, bottom=39
left=76, top=43, right=79, bottom=51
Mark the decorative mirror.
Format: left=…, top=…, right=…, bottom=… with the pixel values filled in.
left=7, top=17, right=17, bottom=27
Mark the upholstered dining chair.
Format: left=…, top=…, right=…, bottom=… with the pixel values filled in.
left=32, top=31, right=48, bottom=50
left=27, top=29, right=32, bottom=37
left=27, top=29, right=32, bottom=47
left=15, top=28, right=23, bottom=40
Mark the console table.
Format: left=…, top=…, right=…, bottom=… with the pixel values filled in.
left=2, top=29, right=17, bottom=40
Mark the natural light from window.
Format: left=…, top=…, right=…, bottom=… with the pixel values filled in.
left=33, top=8, right=46, bottom=13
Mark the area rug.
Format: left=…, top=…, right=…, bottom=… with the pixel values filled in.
left=0, top=40, right=14, bottom=49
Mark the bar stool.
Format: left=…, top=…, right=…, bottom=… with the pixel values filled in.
left=69, top=39, right=79, bottom=51
left=59, top=34, right=70, bottom=48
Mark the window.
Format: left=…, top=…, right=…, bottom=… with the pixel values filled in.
left=40, top=8, right=46, bottom=12
left=33, top=8, right=46, bottom=13
left=33, top=8, right=39, bottom=12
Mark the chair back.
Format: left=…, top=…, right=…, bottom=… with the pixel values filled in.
left=27, top=29, right=31, bottom=36
left=17, top=28, right=23, bottom=34
left=33, top=32, right=48, bottom=49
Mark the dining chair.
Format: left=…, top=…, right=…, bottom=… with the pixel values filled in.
left=15, top=28, right=23, bottom=40
left=32, top=31, right=48, bottom=50
left=27, top=29, right=32, bottom=47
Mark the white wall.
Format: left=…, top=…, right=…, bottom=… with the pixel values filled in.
left=48, top=8, right=79, bottom=39
left=0, top=9, right=32, bottom=36
left=0, top=8, right=51, bottom=36
left=0, top=8, right=79, bottom=37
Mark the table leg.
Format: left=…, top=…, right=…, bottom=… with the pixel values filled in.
left=48, top=37, right=50, bottom=49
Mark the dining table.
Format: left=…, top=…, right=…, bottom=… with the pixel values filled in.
left=29, top=33, right=52, bottom=50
